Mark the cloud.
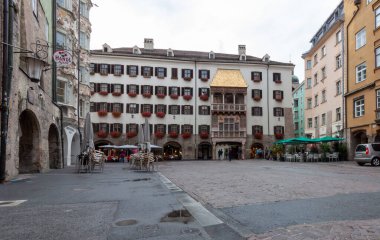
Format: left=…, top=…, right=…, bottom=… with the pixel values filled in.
left=90, top=0, right=342, bottom=80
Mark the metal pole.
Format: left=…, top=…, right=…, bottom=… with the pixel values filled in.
left=1, top=0, right=10, bottom=182
left=77, top=0, right=82, bottom=148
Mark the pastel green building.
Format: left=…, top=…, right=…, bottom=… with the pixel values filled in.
left=292, top=82, right=305, bottom=137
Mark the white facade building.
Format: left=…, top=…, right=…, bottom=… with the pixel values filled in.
left=90, top=39, right=294, bottom=160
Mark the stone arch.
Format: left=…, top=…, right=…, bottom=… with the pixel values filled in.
left=163, top=141, right=182, bottom=160
left=19, top=110, right=41, bottom=173
left=48, top=124, right=61, bottom=169
left=198, top=142, right=212, bottom=160
left=71, top=132, right=81, bottom=165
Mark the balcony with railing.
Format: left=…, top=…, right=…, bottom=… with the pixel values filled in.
left=212, top=130, right=246, bottom=138
left=211, top=104, right=246, bottom=113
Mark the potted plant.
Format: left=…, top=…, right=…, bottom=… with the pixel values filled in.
left=200, top=95, right=209, bottom=101
left=97, top=110, right=108, bottom=117
left=169, top=132, right=178, bottom=138
left=253, top=95, right=261, bottom=101
left=156, top=112, right=165, bottom=118
left=156, top=93, right=165, bottom=99
left=112, top=92, right=122, bottom=96
left=110, top=131, right=121, bottom=138
left=183, top=95, right=192, bottom=101
left=200, top=131, right=209, bottom=139
left=182, top=132, right=191, bottom=139
left=99, top=91, right=108, bottom=96
left=143, top=93, right=152, bottom=98
left=112, top=111, right=121, bottom=118
left=270, top=144, right=284, bottom=161
left=127, top=131, right=137, bottom=138
left=155, top=132, right=165, bottom=139
left=97, top=130, right=108, bottom=138
left=254, top=132, right=263, bottom=139
left=142, top=112, right=152, bottom=117
left=128, top=92, right=137, bottom=97
left=274, top=79, right=282, bottom=84
left=170, top=94, right=179, bottom=99
left=275, top=133, right=284, bottom=140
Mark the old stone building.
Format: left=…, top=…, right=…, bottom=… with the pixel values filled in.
left=90, top=40, right=294, bottom=160
left=56, top=0, right=92, bottom=166
left=3, top=0, right=62, bottom=180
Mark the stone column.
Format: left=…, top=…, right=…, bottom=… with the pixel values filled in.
left=242, top=142, right=246, bottom=160
left=212, top=143, right=216, bottom=160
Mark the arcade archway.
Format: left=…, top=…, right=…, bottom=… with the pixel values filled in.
left=163, top=141, right=182, bottom=160
left=19, top=110, right=41, bottom=173
left=198, top=142, right=212, bottom=160
left=48, top=124, right=61, bottom=169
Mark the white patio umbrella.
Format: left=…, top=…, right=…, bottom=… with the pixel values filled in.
left=143, top=118, right=151, bottom=152
left=81, top=112, right=94, bottom=152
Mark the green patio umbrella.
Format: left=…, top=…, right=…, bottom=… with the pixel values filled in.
left=314, top=136, right=344, bottom=142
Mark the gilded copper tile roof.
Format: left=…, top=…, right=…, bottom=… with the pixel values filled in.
left=210, top=69, right=247, bottom=88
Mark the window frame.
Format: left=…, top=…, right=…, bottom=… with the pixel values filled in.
left=356, top=28, right=366, bottom=50
left=354, top=97, right=365, bottom=118
left=356, top=62, right=367, bottom=83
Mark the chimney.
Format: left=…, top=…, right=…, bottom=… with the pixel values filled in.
left=238, top=45, right=246, bottom=55
left=144, top=38, right=154, bottom=50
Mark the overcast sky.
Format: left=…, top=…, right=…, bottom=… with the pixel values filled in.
left=90, top=0, right=342, bottom=81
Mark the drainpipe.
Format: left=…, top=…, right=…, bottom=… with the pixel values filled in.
left=0, top=0, right=11, bottom=182
left=194, top=60, right=197, bottom=160
left=77, top=0, right=82, bottom=148
left=266, top=64, right=270, bottom=141
left=52, top=0, right=65, bottom=168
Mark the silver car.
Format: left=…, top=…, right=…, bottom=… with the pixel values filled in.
left=354, top=143, right=380, bottom=166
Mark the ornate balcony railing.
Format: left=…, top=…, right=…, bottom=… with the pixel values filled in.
left=211, top=104, right=246, bottom=112
left=212, top=131, right=246, bottom=138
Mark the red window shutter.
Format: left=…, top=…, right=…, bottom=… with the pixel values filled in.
left=95, top=64, right=100, bottom=73
left=181, top=69, right=185, bottom=78
left=95, top=83, right=100, bottom=92
left=155, top=86, right=158, bottom=95
left=150, top=67, right=153, bottom=76
left=251, top=72, right=254, bottom=80
left=190, top=70, right=193, bottom=78
left=127, top=65, right=130, bottom=75
left=110, top=65, right=114, bottom=74
left=207, top=70, right=210, bottom=79
left=155, top=67, right=158, bottom=76
left=136, top=85, right=140, bottom=94
left=260, top=90, right=262, bottom=98
left=107, top=103, right=112, bottom=112
left=121, top=85, right=124, bottom=94
left=164, top=68, right=167, bottom=77
left=164, top=87, right=167, bottom=95
left=111, top=84, right=114, bottom=93
left=107, top=84, right=111, bottom=93
left=121, top=65, right=124, bottom=74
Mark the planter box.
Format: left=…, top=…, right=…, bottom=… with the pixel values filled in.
left=156, top=93, right=165, bottom=99
left=127, top=132, right=137, bottom=138
left=182, top=132, right=191, bottom=139
left=155, top=132, right=165, bottom=139
left=156, top=112, right=165, bottom=118
left=183, top=95, right=192, bottom=101
left=112, top=112, right=121, bottom=118
left=128, top=92, right=137, bottom=97
left=142, top=112, right=152, bottom=117
left=200, top=132, right=209, bottom=139
left=200, top=95, right=209, bottom=101
left=110, top=131, right=121, bottom=138
left=254, top=133, right=263, bottom=139
left=169, top=132, right=178, bottom=138
left=275, top=133, right=284, bottom=139
left=112, top=92, right=122, bottom=96
left=99, top=91, right=109, bottom=96
left=97, top=131, right=108, bottom=138
left=97, top=111, right=108, bottom=117
left=170, top=94, right=179, bottom=99
left=143, top=93, right=152, bottom=98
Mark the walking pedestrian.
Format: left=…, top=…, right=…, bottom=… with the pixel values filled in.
left=218, top=149, right=222, bottom=160
left=228, top=148, right=232, bottom=161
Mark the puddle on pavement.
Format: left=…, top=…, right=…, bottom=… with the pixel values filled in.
left=115, top=219, right=138, bottom=226
left=161, top=209, right=193, bottom=224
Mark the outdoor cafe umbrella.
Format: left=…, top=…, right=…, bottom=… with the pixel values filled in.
left=114, top=145, right=138, bottom=149
left=98, top=145, right=116, bottom=149
left=314, top=136, right=344, bottom=142
left=81, top=112, right=94, bottom=152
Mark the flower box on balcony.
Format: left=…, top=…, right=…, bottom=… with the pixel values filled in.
left=128, top=92, right=137, bottom=97
left=156, top=112, right=165, bottom=118
left=274, top=80, right=282, bottom=84
left=156, top=93, right=165, bottom=99
left=97, top=110, right=108, bottom=117
left=112, top=112, right=121, bottom=118
left=275, top=133, right=284, bottom=140
left=127, top=131, right=137, bottom=138
left=182, top=132, right=191, bottom=139
left=253, top=96, right=261, bottom=101
left=99, top=91, right=109, bottom=96
left=200, top=78, right=208, bottom=82
left=200, top=95, right=209, bottom=101
left=142, top=112, right=152, bottom=117
left=112, top=92, right=122, bottom=96
left=170, top=94, right=179, bottom=99
left=143, top=93, right=152, bottom=98
left=183, top=77, right=192, bottom=81
left=183, top=95, right=192, bottom=101
left=200, top=132, right=209, bottom=139
left=110, top=131, right=121, bottom=138
left=155, top=132, right=165, bottom=139
left=97, top=130, right=108, bottom=138
left=254, top=132, right=263, bottom=139
left=169, top=132, right=178, bottom=138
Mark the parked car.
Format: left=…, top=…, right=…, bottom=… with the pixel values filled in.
left=354, top=143, right=380, bottom=166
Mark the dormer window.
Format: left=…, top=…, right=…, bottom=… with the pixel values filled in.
left=240, top=55, right=246, bottom=61
left=262, top=54, right=270, bottom=62
left=209, top=51, right=215, bottom=59
left=167, top=49, right=174, bottom=57
left=133, top=46, right=141, bottom=55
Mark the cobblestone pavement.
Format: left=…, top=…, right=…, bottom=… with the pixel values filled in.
left=158, top=160, right=380, bottom=239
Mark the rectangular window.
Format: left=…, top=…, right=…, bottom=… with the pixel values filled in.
left=294, top=99, right=299, bottom=107
left=356, top=62, right=367, bottom=83
left=79, top=100, right=84, bottom=117
left=307, top=78, right=312, bottom=89
left=99, top=103, right=107, bottom=112
left=128, top=65, right=138, bottom=77
left=57, top=0, right=72, bottom=11
left=183, top=88, right=192, bottom=96
left=306, top=60, right=312, bottom=70
left=307, top=98, right=312, bottom=109
left=113, top=103, right=122, bottom=112
left=156, top=67, right=166, bottom=78
left=354, top=97, right=365, bottom=117
left=252, top=107, right=263, bottom=116
left=336, top=80, right=342, bottom=95
left=169, top=105, right=180, bottom=115
left=114, top=84, right=122, bottom=93
left=252, top=72, right=262, bottom=81
left=314, top=54, right=318, bottom=64
left=183, top=69, right=192, bottom=79
left=336, top=30, right=342, bottom=44
left=169, top=125, right=179, bottom=133
left=113, top=65, right=122, bottom=75
left=100, top=64, right=109, bottom=75
left=252, top=125, right=263, bottom=134
left=170, top=87, right=179, bottom=95
left=100, top=123, right=108, bottom=133
left=156, top=86, right=166, bottom=95
left=56, top=32, right=66, bottom=50
left=100, top=83, right=108, bottom=92
left=128, top=85, right=137, bottom=94
left=127, top=124, right=138, bottom=133
left=142, top=104, right=152, bottom=113
left=322, top=113, right=326, bottom=126
left=32, top=0, right=38, bottom=16
left=79, top=31, right=88, bottom=49
left=336, top=107, right=341, bottom=121
left=142, top=85, right=151, bottom=94
left=183, top=125, right=192, bottom=134
left=182, top=106, right=192, bottom=115
left=314, top=116, right=319, bottom=128
left=142, top=66, right=152, bottom=77
left=128, top=104, right=138, bottom=113
left=200, top=88, right=209, bottom=96
left=156, top=124, right=166, bottom=133
left=314, top=73, right=318, bottom=85
left=314, top=95, right=319, bottom=107
left=57, top=80, right=66, bottom=103
left=322, top=90, right=326, bottom=103
left=336, top=54, right=342, bottom=69
left=90, top=82, right=95, bottom=92
left=308, top=118, right=313, bottom=128
left=376, top=47, right=380, bottom=68
left=156, top=104, right=166, bottom=113
left=356, top=28, right=366, bottom=49
left=252, top=89, right=262, bottom=99
left=274, top=126, right=284, bottom=134
left=321, top=67, right=326, bottom=80
left=199, top=106, right=210, bottom=115
left=273, top=90, right=283, bottom=101
left=294, top=111, right=299, bottom=119
left=376, top=90, right=380, bottom=109
left=295, top=122, right=299, bottom=131
left=321, top=46, right=326, bottom=57
left=80, top=1, right=89, bottom=18
left=200, top=70, right=209, bottom=80
left=171, top=68, right=178, bottom=79
left=273, top=73, right=281, bottom=82
left=376, top=8, right=380, bottom=28
left=274, top=108, right=284, bottom=117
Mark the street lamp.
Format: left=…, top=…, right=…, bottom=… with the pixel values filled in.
left=24, top=56, right=49, bottom=82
